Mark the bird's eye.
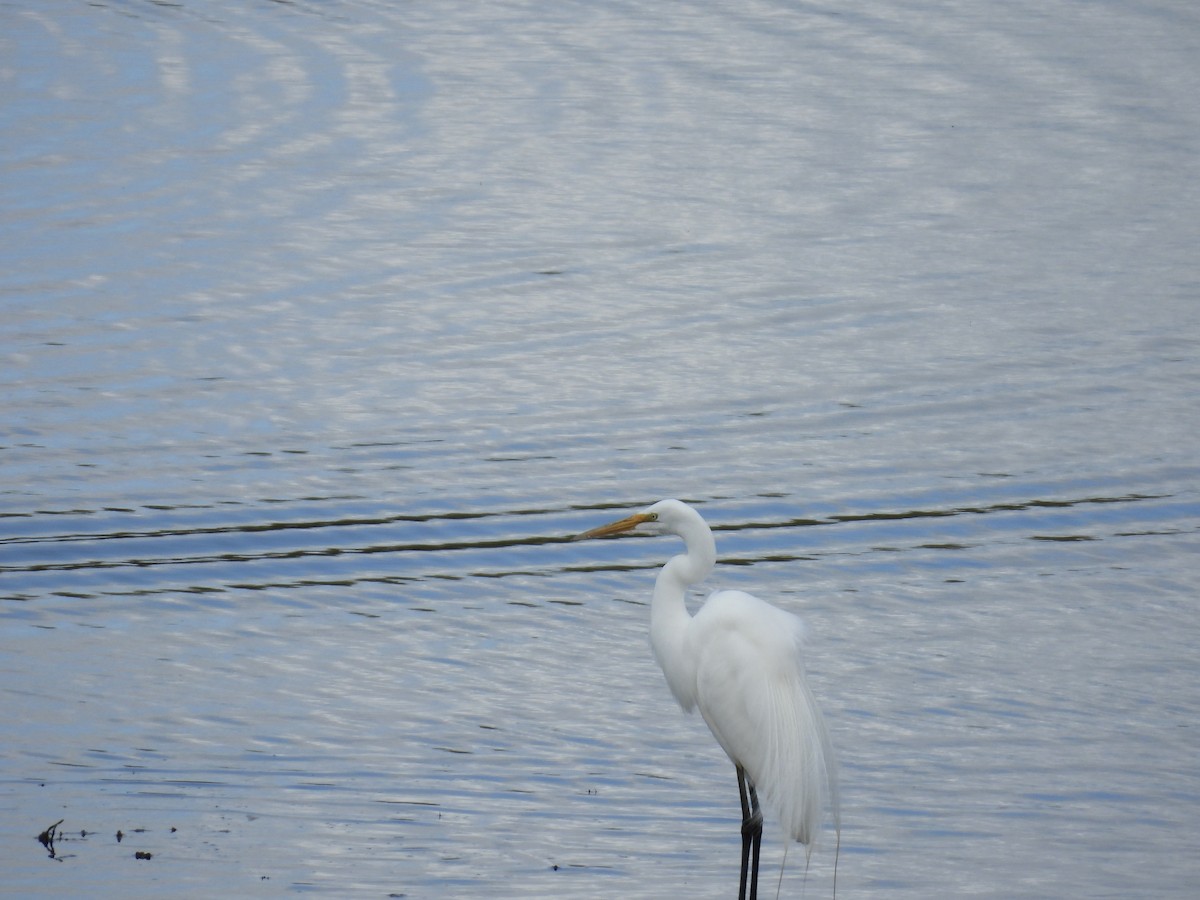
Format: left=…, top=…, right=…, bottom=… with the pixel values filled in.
left=647, top=513, right=658, bottom=521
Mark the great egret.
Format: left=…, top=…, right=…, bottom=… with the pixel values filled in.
left=574, top=499, right=839, bottom=899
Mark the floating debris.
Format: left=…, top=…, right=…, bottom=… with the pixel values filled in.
left=37, top=819, right=64, bottom=859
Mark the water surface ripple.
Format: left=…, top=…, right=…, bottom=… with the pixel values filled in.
left=2, top=1, right=1198, bottom=897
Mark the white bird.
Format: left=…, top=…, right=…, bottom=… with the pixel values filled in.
left=574, top=499, right=839, bottom=899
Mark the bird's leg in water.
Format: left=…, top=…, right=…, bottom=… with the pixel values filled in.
left=737, top=766, right=764, bottom=900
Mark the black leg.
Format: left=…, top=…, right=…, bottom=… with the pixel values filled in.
left=737, top=767, right=751, bottom=900
left=736, top=767, right=763, bottom=900
left=748, top=781, right=762, bottom=900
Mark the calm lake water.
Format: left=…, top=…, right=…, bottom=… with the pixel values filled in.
left=2, top=0, right=1198, bottom=896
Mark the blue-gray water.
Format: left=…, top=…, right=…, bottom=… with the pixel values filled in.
left=2, top=1, right=1198, bottom=896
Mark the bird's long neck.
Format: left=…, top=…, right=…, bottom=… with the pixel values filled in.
left=655, top=530, right=715, bottom=598
left=649, top=516, right=715, bottom=710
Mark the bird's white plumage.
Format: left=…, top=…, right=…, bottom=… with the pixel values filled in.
left=688, top=589, right=834, bottom=845
left=582, top=498, right=838, bottom=850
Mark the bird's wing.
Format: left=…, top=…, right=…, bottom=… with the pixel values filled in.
left=689, top=590, right=834, bottom=845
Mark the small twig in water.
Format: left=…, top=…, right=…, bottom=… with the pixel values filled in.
left=37, top=819, right=64, bottom=859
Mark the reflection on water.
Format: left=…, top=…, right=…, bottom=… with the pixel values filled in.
left=2, top=0, right=1199, bottom=897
